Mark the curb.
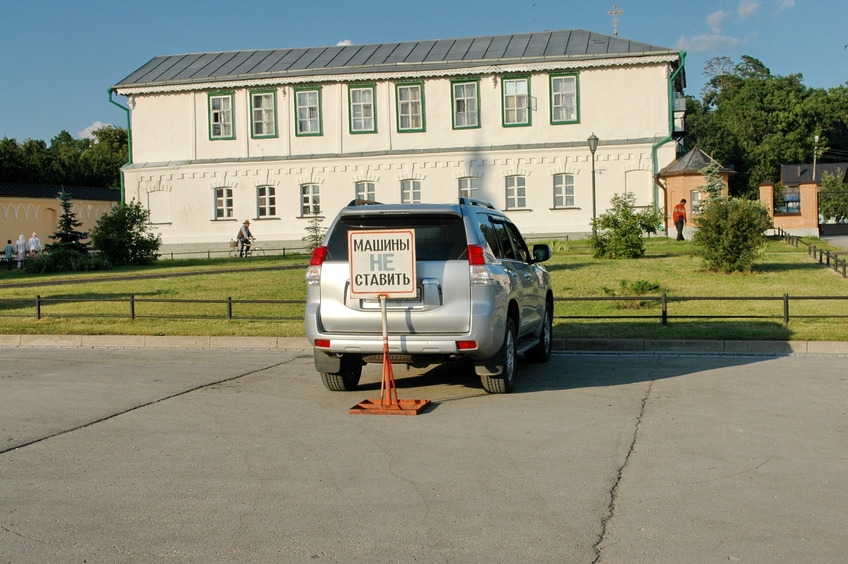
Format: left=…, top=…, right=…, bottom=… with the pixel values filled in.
left=2, top=335, right=848, bottom=355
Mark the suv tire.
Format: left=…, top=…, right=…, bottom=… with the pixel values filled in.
left=480, top=318, right=517, bottom=394
left=525, top=301, right=553, bottom=363
left=320, top=355, right=363, bottom=391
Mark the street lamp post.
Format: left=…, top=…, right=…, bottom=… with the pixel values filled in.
left=587, top=133, right=599, bottom=236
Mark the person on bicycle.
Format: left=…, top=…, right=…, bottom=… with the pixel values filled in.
left=237, top=220, right=254, bottom=257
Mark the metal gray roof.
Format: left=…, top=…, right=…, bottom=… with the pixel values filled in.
left=113, top=29, right=678, bottom=89
left=658, top=147, right=733, bottom=176
left=781, top=163, right=848, bottom=185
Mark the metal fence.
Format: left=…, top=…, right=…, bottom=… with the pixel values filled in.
left=777, top=228, right=847, bottom=278
left=0, top=293, right=846, bottom=325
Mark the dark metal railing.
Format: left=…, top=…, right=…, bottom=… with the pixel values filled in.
left=777, top=228, right=847, bottom=278
left=1, top=293, right=846, bottom=326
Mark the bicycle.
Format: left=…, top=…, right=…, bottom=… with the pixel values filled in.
left=228, top=238, right=265, bottom=257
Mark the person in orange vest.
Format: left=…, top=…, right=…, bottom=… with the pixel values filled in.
left=673, top=199, right=687, bottom=241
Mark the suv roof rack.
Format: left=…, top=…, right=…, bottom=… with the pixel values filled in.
left=347, top=199, right=383, bottom=206
left=458, top=197, right=495, bottom=210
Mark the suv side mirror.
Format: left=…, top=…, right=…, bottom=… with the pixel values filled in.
left=532, top=244, right=552, bottom=263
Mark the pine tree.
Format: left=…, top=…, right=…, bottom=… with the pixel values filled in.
left=46, top=190, right=90, bottom=254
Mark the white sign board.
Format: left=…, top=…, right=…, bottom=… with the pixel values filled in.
left=348, top=229, right=417, bottom=299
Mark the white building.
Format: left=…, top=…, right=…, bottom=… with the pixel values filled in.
left=111, top=29, right=686, bottom=253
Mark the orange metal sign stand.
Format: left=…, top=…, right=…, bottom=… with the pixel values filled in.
left=350, top=296, right=430, bottom=415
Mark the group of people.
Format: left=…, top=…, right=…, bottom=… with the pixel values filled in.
left=4, top=232, right=42, bottom=270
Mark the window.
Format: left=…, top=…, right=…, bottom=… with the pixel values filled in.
left=505, top=176, right=526, bottom=209
left=301, top=184, right=320, bottom=216
left=458, top=177, right=479, bottom=199
left=401, top=180, right=421, bottom=204
left=250, top=91, right=277, bottom=138
left=214, top=187, right=233, bottom=218
left=774, top=186, right=801, bottom=214
left=502, top=77, right=530, bottom=126
left=550, top=74, right=578, bottom=124
left=355, top=181, right=376, bottom=202
left=257, top=186, right=276, bottom=217
left=553, top=174, right=575, bottom=208
left=295, top=88, right=322, bottom=136
left=396, top=83, right=424, bottom=132
left=452, top=80, right=479, bottom=129
left=349, top=85, right=376, bottom=133
left=209, top=93, right=234, bottom=139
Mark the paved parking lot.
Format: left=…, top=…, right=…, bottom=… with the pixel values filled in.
left=1, top=347, right=846, bottom=563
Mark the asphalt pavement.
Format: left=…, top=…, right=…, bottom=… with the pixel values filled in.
left=1, top=347, right=846, bottom=563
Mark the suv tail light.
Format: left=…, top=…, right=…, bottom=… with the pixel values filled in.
left=467, top=245, right=486, bottom=265
left=468, top=244, right=494, bottom=286
left=306, top=246, right=328, bottom=285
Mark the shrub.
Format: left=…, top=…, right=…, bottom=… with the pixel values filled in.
left=90, top=200, right=161, bottom=266
left=23, top=247, right=111, bottom=274
left=601, top=279, right=663, bottom=309
left=589, top=192, right=664, bottom=259
left=693, top=197, right=773, bottom=272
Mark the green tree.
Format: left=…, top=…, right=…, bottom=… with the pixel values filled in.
left=45, top=190, right=90, bottom=254
left=589, top=192, right=664, bottom=259
left=686, top=56, right=848, bottom=197
left=817, top=169, right=848, bottom=223
left=693, top=196, right=773, bottom=273
left=90, top=200, right=161, bottom=266
left=301, top=209, right=327, bottom=251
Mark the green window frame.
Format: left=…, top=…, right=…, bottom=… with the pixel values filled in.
left=295, top=87, right=322, bottom=136
left=250, top=90, right=277, bottom=138
left=502, top=76, right=530, bottom=127
left=208, top=92, right=235, bottom=140
left=349, top=84, right=377, bottom=134
left=550, top=73, right=579, bottom=125
left=396, top=83, right=425, bottom=132
left=452, top=79, right=480, bottom=129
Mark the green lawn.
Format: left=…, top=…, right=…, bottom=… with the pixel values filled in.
left=1, top=237, right=846, bottom=341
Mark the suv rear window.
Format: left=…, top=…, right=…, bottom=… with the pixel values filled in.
left=326, top=214, right=468, bottom=261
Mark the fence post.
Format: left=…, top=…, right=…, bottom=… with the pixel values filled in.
left=227, top=297, right=233, bottom=320
left=661, top=293, right=668, bottom=326
left=783, top=293, right=790, bottom=324
left=36, top=295, right=41, bottom=320
left=130, top=294, right=135, bottom=320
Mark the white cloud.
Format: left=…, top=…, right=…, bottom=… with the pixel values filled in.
left=336, top=39, right=353, bottom=46
left=737, top=0, right=762, bottom=20
left=775, top=0, right=795, bottom=15
left=706, top=9, right=729, bottom=33
left=676, top=34, right=744, bottom=53
left=78, top=121, right=113, bottom=140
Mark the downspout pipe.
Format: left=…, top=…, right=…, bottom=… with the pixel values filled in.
left=651, top=51, right=687, bottom=212
left=108, top=88, right=132, bottom=205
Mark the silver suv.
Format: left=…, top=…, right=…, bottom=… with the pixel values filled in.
left=305, top=198, right=554, bottom=393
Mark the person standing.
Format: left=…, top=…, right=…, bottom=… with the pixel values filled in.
left=4, top=240, right=13, bottom=270
left=28, top=232, right=42, bottom=257
left=15, top=234, right=27, bottom=269
left=236, top=220, right=254, bottom=257
left=673, top=199, right=687, bottom=241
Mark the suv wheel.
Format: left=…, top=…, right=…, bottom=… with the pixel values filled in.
left=320, top=355, right=363, bottom=391
left=525, top=302, right=553, bottom=363
left=480, top=318, right=516, bottom=394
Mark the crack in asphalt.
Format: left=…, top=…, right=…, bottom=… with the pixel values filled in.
left=0, top=361, right=287, bottom=456
left=592, top=377, right=655, bottom=564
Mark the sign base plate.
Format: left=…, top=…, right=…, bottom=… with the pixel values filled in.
left=349, top=399, right=431, bottom=415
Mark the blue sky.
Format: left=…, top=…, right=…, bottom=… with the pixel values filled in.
left=1, top=0, right=845, bottom=143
